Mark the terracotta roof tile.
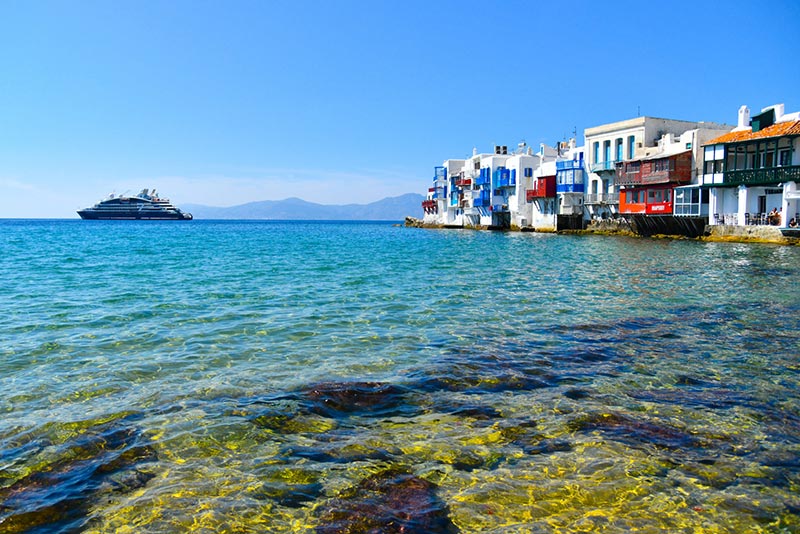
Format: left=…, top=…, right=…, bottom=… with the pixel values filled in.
left=705, top=120, right=800, bottom=145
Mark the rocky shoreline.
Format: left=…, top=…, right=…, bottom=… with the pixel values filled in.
left=404, top=217, right=800, bottom=246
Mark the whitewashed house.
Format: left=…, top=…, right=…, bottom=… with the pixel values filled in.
left=584, top=116, right=711, bottom=221
left=701, top=103, right=800, bottom=228
left=554, top=139, right=586, bottom=228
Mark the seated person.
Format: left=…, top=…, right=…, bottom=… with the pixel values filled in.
left=790, top=218, right=798, bottom=228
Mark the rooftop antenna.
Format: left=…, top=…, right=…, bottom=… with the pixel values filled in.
left=637, top=105, right=641, bottom=117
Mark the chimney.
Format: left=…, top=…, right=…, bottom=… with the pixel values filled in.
left=735, top=105, right=751, bottom=131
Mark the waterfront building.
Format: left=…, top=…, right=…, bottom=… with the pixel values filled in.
left=554, top=139, right=586, bottom=229
left=701, top=103, right=800, bottom=228
left=502, top=142, right=541, bottom=228
left=584, top=116, right=712, bottom=221
left=617, top=125, right=732, bottom=220
left=524, top=145, right=559, bottom=230
left=422, top=144, right=543, bottom=228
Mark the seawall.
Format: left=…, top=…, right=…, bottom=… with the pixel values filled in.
left=405, top=216, right=800, bottom=246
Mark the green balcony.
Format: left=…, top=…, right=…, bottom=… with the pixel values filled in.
left=724, top=165, right=800, bottom=186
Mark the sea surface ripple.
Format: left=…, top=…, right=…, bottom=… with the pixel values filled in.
left=1, top=219, right=799, bottom=533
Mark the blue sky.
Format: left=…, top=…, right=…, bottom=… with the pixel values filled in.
left=1, top=0, right=798, bottom=217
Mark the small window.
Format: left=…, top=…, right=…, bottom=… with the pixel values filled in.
left=685, top=142, right=692, bottom=149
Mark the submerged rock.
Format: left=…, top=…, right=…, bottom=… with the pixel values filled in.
left=0, top=420, right=157, bottom=533
left=315, top=467, right=458, bottom=533
left=301, top=381, right=416, bottom=419
left=257, top=482, right=325, bottom=508
left=410, top=355, right=555, bottom=394
left=569, top=412, right=697, bottom=450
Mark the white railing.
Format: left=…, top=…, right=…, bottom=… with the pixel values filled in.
left=585, top=193, right=619, bottom=205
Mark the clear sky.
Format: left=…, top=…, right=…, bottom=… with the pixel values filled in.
left=1, top=0, right=799, bottom=217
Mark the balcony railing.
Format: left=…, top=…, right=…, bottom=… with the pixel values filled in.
left=724, top=165, right=800, bottom=186
left=585, top=193, right=619, bottom=205
left=589, top=160, right=618, bottom=173
left=556, top=159, right=584, bottom=171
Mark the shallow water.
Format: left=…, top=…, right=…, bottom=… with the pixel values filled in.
left=1, top=220, right=799, bottom=532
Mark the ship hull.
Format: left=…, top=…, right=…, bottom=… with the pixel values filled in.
left=77, top=209, right=192, bottom=220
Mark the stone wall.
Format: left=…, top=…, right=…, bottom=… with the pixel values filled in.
left=703, top=224, right=799, bottom=245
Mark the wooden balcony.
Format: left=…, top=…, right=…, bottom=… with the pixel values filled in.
left=723, top=165, right=800, bottom=186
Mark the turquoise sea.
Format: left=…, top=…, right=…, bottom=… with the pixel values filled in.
left=1, top=219, right=799, bottom=533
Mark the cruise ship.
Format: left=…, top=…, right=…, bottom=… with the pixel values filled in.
left=77, top=189, right=193, bottom=220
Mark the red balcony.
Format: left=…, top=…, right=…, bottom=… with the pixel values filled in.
left=421, top=199, right=438, bottom=214
left=455, top=178, right=472, bottom=187
left=525, top=175, right=556, bottom=201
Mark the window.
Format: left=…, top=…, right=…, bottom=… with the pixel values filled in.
left=653, top=159, right=673, bottom=172
left=524, top=167, right=533, bottom=177
left=616, top=138, right=623, bottom=161
left=603, top=140, right=611, bottom=162
left=593, top=142, right=599, bottom=163
left=779, top=149, right=791, bottom=166
left=628, top=136, right=635, bottom=159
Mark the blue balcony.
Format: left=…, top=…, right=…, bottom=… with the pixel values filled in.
left=474, top=190, right=491, bottom=207
left=433, top=166, right=447, bottom=186
left=557, top=159, right=584, bottom=171
left=493, top=168, right=514, bottom=188
left=556, top=183, right=585, bottom=194
left=475, top=167, right=491, bottom=186
left=556, top=168, right=586, bottom=194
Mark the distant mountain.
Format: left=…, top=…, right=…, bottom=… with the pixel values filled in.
left=181, top=193, right=425, bottom=220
